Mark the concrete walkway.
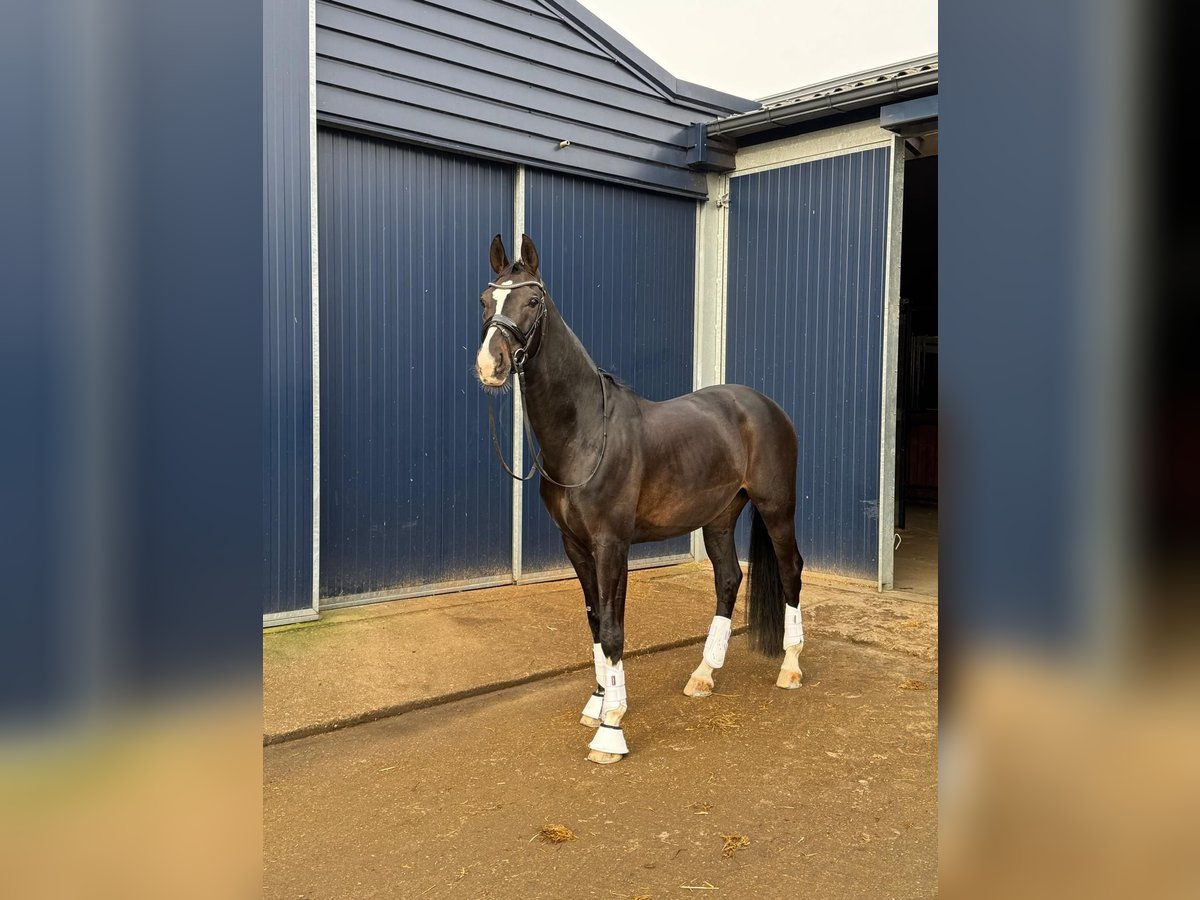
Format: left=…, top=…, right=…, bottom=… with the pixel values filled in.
left=264, top=560, right=937, bottom=744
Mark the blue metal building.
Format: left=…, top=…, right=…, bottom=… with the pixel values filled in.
left=705, top=62, right=939, bottom=587
left=263, top=0, right=937, bottom=625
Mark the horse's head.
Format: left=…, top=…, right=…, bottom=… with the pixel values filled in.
left=475, top=233, right=546, bottom=389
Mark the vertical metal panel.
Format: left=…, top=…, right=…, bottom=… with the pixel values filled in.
left=726, top=148, right=890, bottom=579
left=263, top=0, right=314, bottom=617
left=877, top=138, right=905, bottom=588
left=522, top=169, right=696, bottom=574
left=318, top=129, right=513, bottom=600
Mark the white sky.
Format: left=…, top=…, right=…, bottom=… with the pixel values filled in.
left=577, top=0, right=938, bottom=101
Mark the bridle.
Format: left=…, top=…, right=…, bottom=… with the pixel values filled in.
left=481, top=279, right=609, bottom=489
left=479, top=280, right=547, bottom=375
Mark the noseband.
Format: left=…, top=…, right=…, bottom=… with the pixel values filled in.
left=480, top=280, right=609, bottom=489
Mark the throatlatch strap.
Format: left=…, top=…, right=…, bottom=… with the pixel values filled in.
left=702, top=615, right=733, bottom=669
left=784, top=604, right=804, bottom=650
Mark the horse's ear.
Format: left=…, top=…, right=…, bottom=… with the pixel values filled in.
left=519, top=233, right=539, bottom=275
left=489, top=234, right=509, bottom=275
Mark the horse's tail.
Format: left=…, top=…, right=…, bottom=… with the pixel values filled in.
left=747, top=506, right=785, bottom=655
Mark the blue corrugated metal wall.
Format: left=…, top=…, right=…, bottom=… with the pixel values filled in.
left=522, top=169, right=697, bottom=574
left=263, top=0, right=313, bottom=617
left=318, top=129, right=514, bottom=600
left=726, top=148, right=891, bottom=579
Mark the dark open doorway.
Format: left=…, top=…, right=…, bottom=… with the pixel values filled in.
left=895, top=141, right=938, bottom=594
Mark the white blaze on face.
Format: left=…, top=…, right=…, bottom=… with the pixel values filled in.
left=476, top=279, right=514, bottom=384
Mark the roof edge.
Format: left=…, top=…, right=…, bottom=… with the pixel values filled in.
left=540, top=0, right=757, bottom=114
left=755, top=53, right=938, bottom=106
left=709, top=54, right=938, bottom=139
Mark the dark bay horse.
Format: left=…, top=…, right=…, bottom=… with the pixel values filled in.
left=475, top=234, right=806, bottom=764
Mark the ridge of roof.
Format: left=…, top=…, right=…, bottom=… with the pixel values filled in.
left=538, top=0, right=758, bottom=115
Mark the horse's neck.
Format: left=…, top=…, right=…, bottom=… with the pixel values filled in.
left=520, top=308, right=605, bottom=476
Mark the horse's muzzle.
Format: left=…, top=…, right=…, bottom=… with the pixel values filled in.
left=476, top=333, right=511, bottom=387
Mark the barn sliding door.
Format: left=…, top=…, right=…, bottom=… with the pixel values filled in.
left=520, top=170, right=697, bottom=577
left=317, top=129, right=514, bottom=605
left=725, top=142, right=898, bottom=583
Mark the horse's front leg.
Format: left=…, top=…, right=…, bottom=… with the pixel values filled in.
left=562, top=533, right=605, bottom=727
left=587, top=540, right=631, bottom=765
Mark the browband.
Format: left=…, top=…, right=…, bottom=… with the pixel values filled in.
left=487, top=280, right=543, bottom=290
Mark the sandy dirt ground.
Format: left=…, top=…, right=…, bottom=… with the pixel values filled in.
left=264, top=632, right=937, bottom=898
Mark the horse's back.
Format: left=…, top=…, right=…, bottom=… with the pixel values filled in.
left=651, top=384, right=794, bottom=437
left=637, top=387, right=747, bottom=468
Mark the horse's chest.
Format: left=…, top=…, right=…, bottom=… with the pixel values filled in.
left=539, top=486, right=592, bottom=541
left=540, top=479, right=635, bottom=544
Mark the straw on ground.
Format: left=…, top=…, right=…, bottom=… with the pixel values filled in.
left=535, top=823, right=577, bottom=844
left=720, top=833, right=750, bottom=858
left=704, top=713, right=742, bottom=732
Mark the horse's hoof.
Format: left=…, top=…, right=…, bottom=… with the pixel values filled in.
left=587, top=749, right=625, bottom=765
left=580, top=714, right=602, bottom=727
left=776, top=668, right=803, bottom=689
left=683, top=676, right=714, bottom=698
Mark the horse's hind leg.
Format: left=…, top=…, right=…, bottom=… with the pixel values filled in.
left=685, top=491, right=749, bottom=698
left=752, top=498, right=806, bottom=689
